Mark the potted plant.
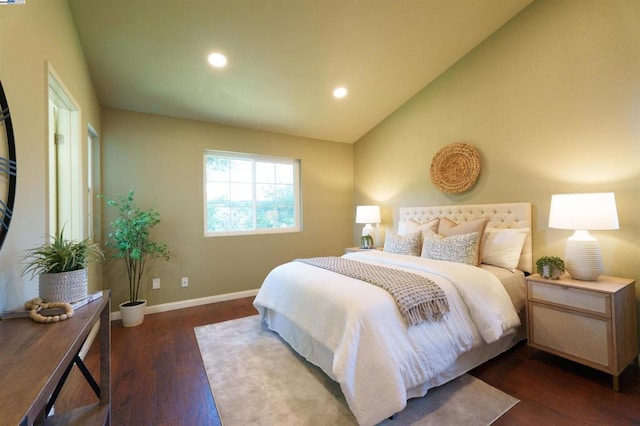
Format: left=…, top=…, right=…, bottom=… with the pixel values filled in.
left=103, top=189, right=170, bottom=327
left=536, top=256, right=565, bottom=280
left=22, top=229, right=104, bottom=303
left=360, top=235, right=374, bottom=249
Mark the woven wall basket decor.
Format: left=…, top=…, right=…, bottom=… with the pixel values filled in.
left=430, top=143, right=481, bottom=194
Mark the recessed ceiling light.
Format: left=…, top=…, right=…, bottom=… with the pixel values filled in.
left=207, top=52, right=228, bottom=68
left=333, top=87, right=348, bottom=99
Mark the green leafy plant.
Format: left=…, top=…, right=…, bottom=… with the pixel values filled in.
left=360, top=235, right=374, bottom=249
left=22, top=228, right=104, bottom=278
left=535, top=256, right=565, bottom=278
left=103, top=189, right=170, bottom=306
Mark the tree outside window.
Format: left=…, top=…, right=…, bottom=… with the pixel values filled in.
left=204, top=151, right=300, bottom=236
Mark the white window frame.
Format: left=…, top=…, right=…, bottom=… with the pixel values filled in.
left=203, top=150, right=301, bottom=237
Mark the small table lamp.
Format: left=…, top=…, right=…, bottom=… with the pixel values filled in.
left=356, top=205, right=381, bottom=238
left=548, top=192, right=619, bottom=281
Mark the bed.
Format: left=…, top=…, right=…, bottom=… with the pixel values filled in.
left=253, top=202, right=531, bottom=425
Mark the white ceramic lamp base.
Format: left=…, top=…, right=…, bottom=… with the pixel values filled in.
left=361, top=223, right=374, bottom=237
left=564, top=231, right=604, bottom=281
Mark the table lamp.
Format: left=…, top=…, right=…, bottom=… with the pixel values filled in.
left=548, top=192, right=619, bottom=281
left=356, top=205, right=381, bottom=238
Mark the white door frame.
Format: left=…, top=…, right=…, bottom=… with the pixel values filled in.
left=47, top=63, right=84, bottom=240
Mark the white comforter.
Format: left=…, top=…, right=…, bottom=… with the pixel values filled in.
left=253, top=250, right=520, bottom=426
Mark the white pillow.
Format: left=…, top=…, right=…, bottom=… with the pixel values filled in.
left=421, top=230, right=480, bottom=265
left=480, top=227, right=529, bottom=271
left=397, top=218, right=439, bottom=236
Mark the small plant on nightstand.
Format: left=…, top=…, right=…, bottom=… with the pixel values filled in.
left=535, top=256, right=565, bottom=280
left=360, top=235, right=374, bottom=249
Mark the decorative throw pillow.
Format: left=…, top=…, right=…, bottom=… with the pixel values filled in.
left=398, top=218, right=439, bottom=236
left=383, top=230, right=422, bottom=256
left=437, top=217, right=488, bottom=265
left=421, top=230, right=480, bottom=266
left=481, top=227, right=529, bottom=271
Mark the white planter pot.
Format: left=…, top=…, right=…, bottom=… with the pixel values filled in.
left=39, top=269, right=88, bottom=303
left=119, top=299, right=147, bottom=327
left=542, top=265, right=563, bottom=280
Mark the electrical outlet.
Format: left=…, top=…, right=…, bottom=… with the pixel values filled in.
left=181, top=277, right=188, bottom=288
left=152, top=278, right=160, bottom=289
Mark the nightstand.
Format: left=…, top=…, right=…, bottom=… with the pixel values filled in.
left=526, top=273, right=638, bottom=390
left=344, top=246, right=381, bottom=253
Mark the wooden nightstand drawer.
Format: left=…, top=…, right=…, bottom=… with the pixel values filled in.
left=530, top=303, right=611, bottom=367
left=529, top=281, right=610, bottom=316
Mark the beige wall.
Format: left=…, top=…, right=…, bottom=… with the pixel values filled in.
left=101, top=108, right=353, bottom=308
left=0, top=0, right=101, bottom=311
left=354, top=0, right=640, bottom=334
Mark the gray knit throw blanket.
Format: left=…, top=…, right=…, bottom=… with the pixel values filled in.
left=295, top=257, right=449, bottom=326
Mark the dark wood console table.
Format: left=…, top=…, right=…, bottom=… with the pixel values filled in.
left=0, top=290, right=111, bottom=425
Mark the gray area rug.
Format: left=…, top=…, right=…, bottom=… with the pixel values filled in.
left=195, top=315, right=518, bottom=426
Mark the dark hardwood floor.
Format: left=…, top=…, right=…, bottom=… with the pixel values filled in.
left=56, top=296, right=640, bottom=425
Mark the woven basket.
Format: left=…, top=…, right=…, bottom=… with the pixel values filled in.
left=430, top=143, right=481, bottom=194
left=39, top=269, right=88, bottom=303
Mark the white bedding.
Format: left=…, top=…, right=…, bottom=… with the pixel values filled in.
left=253, top=250, right=521, bottom=425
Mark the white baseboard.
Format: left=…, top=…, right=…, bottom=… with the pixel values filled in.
left=109, top=289, right=259, bottom=321
left=79, top=321, right=101, bottom=359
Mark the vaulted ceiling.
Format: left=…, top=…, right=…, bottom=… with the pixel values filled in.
left=68, top=0, right=532, bottom=143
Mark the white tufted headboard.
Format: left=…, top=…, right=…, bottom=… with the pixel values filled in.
left=399, top=202, right=532, bottom=273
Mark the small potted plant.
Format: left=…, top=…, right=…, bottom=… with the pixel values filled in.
left=536, top=256, right=565, bottom=280
left=103, top=189, right=171, bottom=327
left=22, top=229, right=104, bottom=303
left=360, top=235, right=374, bottom=249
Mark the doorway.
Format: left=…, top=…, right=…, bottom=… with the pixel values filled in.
left=47, top=65, right=83, bottom=240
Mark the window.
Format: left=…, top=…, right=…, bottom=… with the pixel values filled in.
left=204, top=151, right=301, bottom=236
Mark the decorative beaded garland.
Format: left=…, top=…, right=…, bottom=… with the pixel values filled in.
left=24, top=297, right=74, bottom=323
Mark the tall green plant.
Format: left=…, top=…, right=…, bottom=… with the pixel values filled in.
left=104, top=189, right=170, bottom=305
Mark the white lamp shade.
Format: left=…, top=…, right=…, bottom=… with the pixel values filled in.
left=549, top=192, right=619, bottom=231
left=548, top=192, right=618, bottom=281
left=355, top=205, right=381, bottom=224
